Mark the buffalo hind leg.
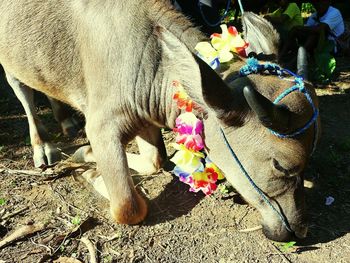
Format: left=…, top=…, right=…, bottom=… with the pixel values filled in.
left=127, top=125, right=167, bottom=174
left=85, top=117, right=147, bottom=224
left=48, top=97, right=81, bottom=138
left=5, top=72, right=61, bottom=168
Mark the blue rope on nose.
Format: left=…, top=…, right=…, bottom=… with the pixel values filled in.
left=219, top=128, right=293, bottom=233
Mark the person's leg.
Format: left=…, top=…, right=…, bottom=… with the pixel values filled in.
left=303, top=32, right=321, bottom=55
left=279, top=26, right=301, bottom=61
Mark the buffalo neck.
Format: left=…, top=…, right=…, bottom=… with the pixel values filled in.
left=144, top=2, right=208, bottom=129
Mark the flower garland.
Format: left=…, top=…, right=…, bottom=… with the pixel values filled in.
left=194, top=24, right=249, bottom=70
left=171, top=81, right=224, bottom=195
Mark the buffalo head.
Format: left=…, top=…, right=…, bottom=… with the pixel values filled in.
left=191, top=53, right=319, bottom=241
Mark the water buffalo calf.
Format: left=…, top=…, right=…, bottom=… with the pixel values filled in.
left=0, top=0, right=319, bottom=241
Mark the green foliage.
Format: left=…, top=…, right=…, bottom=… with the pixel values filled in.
left=0, top=145, right=4, bottom=153
left=301, top=3, right=315, bottom=14
left=60, top=238, right=71, bottom=252
left=71, top=215, right=81, bottom=226
left=59, top=245, right=65, bottom=252
left=311, top=40, right=336, bottom=84
left=277, top=241, right=297, bottom=252
left=103, top=255, right=113, bottom=263
left=218, top=184, right=234, bottom=194
left=0, top=198, right=6, bottom=206
left=218, top=184, right=229, bottom=194
left=223, top=9, right=237, bottom=22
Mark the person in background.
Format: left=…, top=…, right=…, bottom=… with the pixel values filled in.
left=173, top=0, right=269, bottom=35
left=174, top=0, right=225, bottom=35
left=279, top=0, right=344, bottom=60
left=265, top=0, right=303, bottom=44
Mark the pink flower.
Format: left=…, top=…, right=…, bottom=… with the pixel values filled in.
left=176, top=133, right=204, bottom=151
left=174, top=112, right=203, bottom=135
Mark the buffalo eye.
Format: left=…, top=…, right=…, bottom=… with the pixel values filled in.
left=272, top=158, right=301, bottom=177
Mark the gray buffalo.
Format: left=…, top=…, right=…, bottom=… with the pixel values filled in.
left=0, top=0, right=319, bottom=241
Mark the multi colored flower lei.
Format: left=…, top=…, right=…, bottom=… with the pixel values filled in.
left=195, top=24, right=249, bottom=70
left=171, top=81, right=224, bottom=195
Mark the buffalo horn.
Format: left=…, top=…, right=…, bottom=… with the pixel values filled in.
left=297, top=46, right=308, bottom=81
left=243, top=86, right=291, bottom=132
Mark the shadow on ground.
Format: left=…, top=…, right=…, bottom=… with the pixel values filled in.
left=302, top=89, right=350, bottom=246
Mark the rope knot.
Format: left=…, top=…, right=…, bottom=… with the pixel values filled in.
left=240, top=58, right=283, bottom=77
left=264, top=63, right=283, bottom=76
left=240, top=57, right=262, bottom=76
left=295, top=77, right=305, bottom=92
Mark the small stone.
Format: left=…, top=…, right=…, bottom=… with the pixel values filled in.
left=325, top=196, right=335, bottom=206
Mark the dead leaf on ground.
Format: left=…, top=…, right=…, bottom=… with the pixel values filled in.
left=53, top=257, right=82, bottom=263
left=0, top=222, right=46, bottom=249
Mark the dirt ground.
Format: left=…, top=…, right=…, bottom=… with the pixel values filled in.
left=0, top=54, right=350, bottom=263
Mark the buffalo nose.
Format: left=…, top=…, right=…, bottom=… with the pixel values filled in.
left=262, top=225, right=294, bottom=242
left=294, top=225, right=308, bottom=239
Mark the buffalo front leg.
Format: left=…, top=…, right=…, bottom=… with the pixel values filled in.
left=85, top=118, right=147, bottom=225
left=127, top=125, right=167, bottom=174
left=5, top=72, right=61, bottom=167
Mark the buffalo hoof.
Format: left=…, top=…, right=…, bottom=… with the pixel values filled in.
left=33, top=143, right=61, bottom=168
left=71, top=145, right=95, bottom=163
left=111, top=192, right=148, bottom=225
left=81, top=168, right=148, bottom=225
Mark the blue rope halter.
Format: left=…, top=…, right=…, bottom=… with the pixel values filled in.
left=220, top=58, right=319, bottom=233
left=239, top=58, right=319, bottom=152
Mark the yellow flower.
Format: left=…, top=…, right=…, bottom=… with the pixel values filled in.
left=194, top=41, right=219, bottom=64
left=211, top=24, right=248, bottom=59
left=171, top=144, right=204, bottom=173
left=192, top=171, right=210, bottom=182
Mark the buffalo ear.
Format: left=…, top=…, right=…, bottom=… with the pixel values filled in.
left=194, top=55, right=248, bottom=125
left=242, top=12, right=280, bottom=57
left=194, top=55, right=235, bottom=111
